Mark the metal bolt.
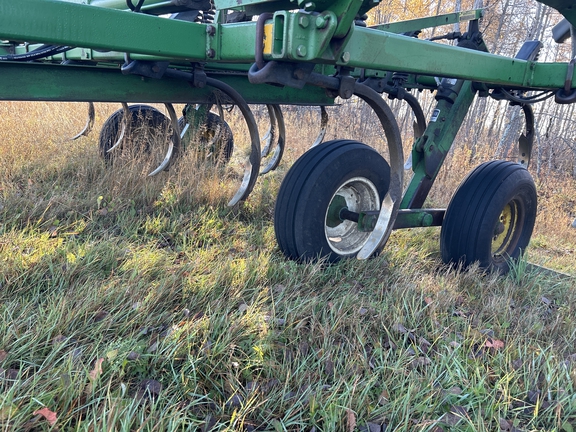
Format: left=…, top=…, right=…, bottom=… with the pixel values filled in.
left=206, top=48, right=215, bottom=58
left=340, top=51, right=350, bottom=63
left=296, top=45, right=307, bottom=57
left=316, top=15, right=329, bottom=29
left=298, top=15, right=310, bottom=28
left=206, top=25, right=216, bottom=36
left=303, top=2, right=315, bottom=11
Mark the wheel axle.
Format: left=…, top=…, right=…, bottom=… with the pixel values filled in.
left=339, top=208, right=380, bottom=232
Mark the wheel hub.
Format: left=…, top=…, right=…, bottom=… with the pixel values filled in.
left=491, top=201, right=519, bottom=257
left=324, top=177, right=380, bottom=255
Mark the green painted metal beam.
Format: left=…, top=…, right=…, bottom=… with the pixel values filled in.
left=0, top=0, right=260, bottom=62
left=0, top=0, right=208, bottom=59
left=337, top=26, right=576, bottom=90
left=1, top=0, right=574, bottom=94
left=401, top=81, right=477, bottom=210
left=371, top=9, right=483, bottom=34
left=0, top=61, right=333, bottom=105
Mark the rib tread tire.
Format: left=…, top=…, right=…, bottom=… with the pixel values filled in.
left=274, top=139, right=390, bottom=262
left=440, top=160, right=537, bottom=272
left=99, top=104, right=169, bottom=163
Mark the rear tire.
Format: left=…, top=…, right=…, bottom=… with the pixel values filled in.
left=99, top=104, right=170, bottom=163
left=440, top=160, right=537, bottom=273
left=274, top=140, right=390, bottom=263
left=179, top=111, right=234, bottom=163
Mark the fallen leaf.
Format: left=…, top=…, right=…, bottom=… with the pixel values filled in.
left=480, top=328, right=495, bottom=337
left=0, top=368, right=19, bottom=381
left=127, top=351, right=140, bottom=361
left=89, top=358, right=104, bottom=381
left=440, top=405, right=468, bottom=427
left=136, top=379, right=163, bottom=401
left=366, top=421, right=384, bottom=432
left=527, top=389, right=540, bottom=403
left=499, top=418, right=512, bottom=430
left=324, top=358, right=334, bottom=376
left=409, top=356, right=431, bottom=369
left=378, top=389, right=389, bottom=405
left=33, top=407, right=57, bottom=426
left=419, top=337, right=432, bottom=354
left=485, top=338, right=505, bottom=350
left=392, top=323, right=408, bottom=334
left=224, top=393, right=243, bottom=408
left=346, top=408, right=356, bottom=432
left=0, top=350, right=7, bottom=362
left=106, top=349, right=118, bottom=361
left=52, top=335, right=67, bottom=345
left=93, top=310, right=109, bottom=322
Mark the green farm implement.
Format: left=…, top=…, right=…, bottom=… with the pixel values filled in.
left=1, top=0, right=575, bottom=272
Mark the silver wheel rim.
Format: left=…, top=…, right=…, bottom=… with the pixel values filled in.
left=324, top=177, right=381, bottom=256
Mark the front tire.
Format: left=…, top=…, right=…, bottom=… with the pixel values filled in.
left=274, top=140, right=391, bottom=263
left=440, top=160, right=537, bottom=273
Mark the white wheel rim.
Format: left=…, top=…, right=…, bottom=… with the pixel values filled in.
left=324, top=177, right=381, bottom=256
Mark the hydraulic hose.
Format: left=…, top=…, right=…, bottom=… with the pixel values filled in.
left=0, top=45, right=72, bottom=62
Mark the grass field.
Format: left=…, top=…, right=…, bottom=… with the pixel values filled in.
left=1, top=101, right=575, bottom=431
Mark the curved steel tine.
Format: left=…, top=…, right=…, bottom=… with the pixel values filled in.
left=260, top=105, right=285, bottom=175
left=148, top=103, right=181, bottom=177
left=402, top=93, right=427, bottom=170
left=179, top=122, right=190, bottom=140
left=260, top=104, right=277, bottom=158
left=70, top=102, right=95, bottom=140
left=107, top=102, right=130, bottom=153
left=310, top=105, right=328, bottom=148
left=403, top=153, right=413, bottom=170
left=352, top=83, right=403, bottom=260
left=203, top=78, right=260, bottom=206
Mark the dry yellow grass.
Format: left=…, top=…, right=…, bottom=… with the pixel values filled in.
left=1, top=100, right=575, bottom=273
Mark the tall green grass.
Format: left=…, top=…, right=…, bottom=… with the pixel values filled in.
left=1, top=101, right=575, bottom=431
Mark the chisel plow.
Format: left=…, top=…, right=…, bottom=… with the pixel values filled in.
left=1, top=0, right=575, bottom=273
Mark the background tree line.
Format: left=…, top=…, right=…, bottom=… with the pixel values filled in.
left=364, top=0, right=576, bottom=179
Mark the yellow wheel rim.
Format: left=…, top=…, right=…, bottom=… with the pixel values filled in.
left=491, top=201, right=519, bottom=256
